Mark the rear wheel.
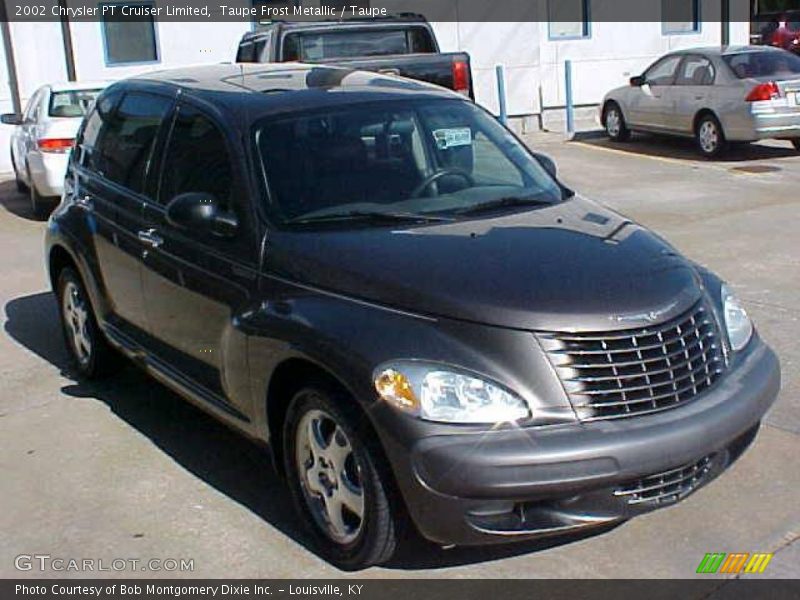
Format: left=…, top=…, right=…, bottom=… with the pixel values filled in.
left=28, top=168, right=50, bottom=220
left=283, top=385, right=398, bottom=570
left=695, top=114, right=727, bottom=158
left=56, top=267, right=119, bottom=379
left=604, top=102, right=631, bottom=142
left=12, top=156, right=27, bottom=194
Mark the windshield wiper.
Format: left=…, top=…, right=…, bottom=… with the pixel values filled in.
left=449, top=196, right=553, bottom=216
left=287, top=210, right=454, bottom=225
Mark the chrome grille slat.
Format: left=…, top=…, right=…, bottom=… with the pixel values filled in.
left=615, top=455, right=715, bottom=506
left=570, top=357, right=724, bottom=397
left=565, top=347, right=721, bottom=382
left=539, top=301, right=727, bottom=420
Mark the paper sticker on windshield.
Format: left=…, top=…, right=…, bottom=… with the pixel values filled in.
left=433, top=128, right=472, bottom=150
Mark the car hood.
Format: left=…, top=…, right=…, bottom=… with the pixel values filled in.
left=267, top=196, right=703, bottom=331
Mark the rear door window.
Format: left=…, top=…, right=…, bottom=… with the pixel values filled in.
left=157, top=106, right=234, bottom=209
left=90, top=92, right=172, bottom=194
left=675, top=55, right=715, bottom=86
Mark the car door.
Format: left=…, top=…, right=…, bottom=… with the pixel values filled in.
left=626, top=55, right=682, bottom=130
left=670, top=54, right=716, bottom=134
left=139, top=100, right=258, bottom=413
left=71, top=88, right=174, bottom=338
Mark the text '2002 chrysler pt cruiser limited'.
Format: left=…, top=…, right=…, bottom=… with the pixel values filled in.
left=46, top=64, right=780, bottom=570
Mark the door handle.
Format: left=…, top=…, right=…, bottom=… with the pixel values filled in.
left=75, top=195, right=93, bottom=210
left=137, top=228, right=163, bottom=248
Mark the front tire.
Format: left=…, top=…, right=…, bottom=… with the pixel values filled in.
left=604, top=102, right=631, bottom=142
left=695, top=114, right=727, bottom=158
left=56, top=267, right=118, bottom=379
left=283, top=385, right=398, bottom=570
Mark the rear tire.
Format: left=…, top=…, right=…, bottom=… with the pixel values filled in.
left=695, top=114, right=727, bottom=158
left=604, top=102, right=631, bottom=142
left=56, top=267, right=119, bottom=379
left=12, top=157, right=27, bottom=194
left=283, top=385, right=398, bottom=570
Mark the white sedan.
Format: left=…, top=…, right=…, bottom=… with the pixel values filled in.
left=2, top=81, right=108, bottom=218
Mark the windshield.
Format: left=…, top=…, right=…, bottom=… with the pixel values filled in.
left=48, top=89, right=103, bottom=118
left=255, top=99, right=563, bottom=226
left=724, top=51, right=800, bottom=79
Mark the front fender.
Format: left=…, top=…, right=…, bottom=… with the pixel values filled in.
left=242, top=277, right=573, bottom=443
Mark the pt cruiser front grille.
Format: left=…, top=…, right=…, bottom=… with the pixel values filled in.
left=614, top=454, right=716, bottom=506
left=538, top=301, right=727, bottom=421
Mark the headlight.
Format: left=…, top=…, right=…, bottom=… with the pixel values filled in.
left=721, top=284, right=753, bottom=352
left=373, top=362, right=530, bottom=424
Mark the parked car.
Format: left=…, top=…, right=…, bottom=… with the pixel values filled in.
left=601, top=46, right=800, bottom=157
left=46, top=64, right=780, bottom=570
left=236, top=13, right=474, bottom=98
left=753, top=11, right=800, bottom=53
left=2, top=82, right=108, bottom=218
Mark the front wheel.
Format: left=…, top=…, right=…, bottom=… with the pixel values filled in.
left=695, top=114, right=727, bottom=158
left=604, top=102, right=631, bottom=142
left=56, top=267, right=119, bottom=379
left=283, top=386, right=398, bottom=570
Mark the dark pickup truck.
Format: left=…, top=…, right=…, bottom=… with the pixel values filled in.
left=236, top=14, right=474, bottom=98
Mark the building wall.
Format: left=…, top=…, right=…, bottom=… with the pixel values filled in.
left=0, top=0, right=754, bottom=173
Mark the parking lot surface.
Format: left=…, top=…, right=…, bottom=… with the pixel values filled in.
left=1, top=132, right=798, bottom=579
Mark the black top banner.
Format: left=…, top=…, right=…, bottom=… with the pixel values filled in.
left=1, top=0, right=761, bottom=23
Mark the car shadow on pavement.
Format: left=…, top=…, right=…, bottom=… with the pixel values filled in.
left=4, top=291, right=621, bottom=571
left=0, top=180, right=41, bottom=221
left=579, top=134, right=798, bottom=163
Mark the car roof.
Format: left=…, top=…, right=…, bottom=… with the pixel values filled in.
left=245, top=13, right=427, bottom=36
left=122, top=63, right=458, bottom=118
left=669, top=45, right=789, bottom=57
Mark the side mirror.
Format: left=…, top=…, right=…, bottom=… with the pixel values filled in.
left=630, top=75, right=647, bottom=87
left=533, top=152, right=557, bottom=179
left=1, top=113, right=23, bottom=126
left=165, top=192, right=238, bottom=238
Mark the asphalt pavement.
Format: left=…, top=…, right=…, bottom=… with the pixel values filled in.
left=1, top=131, right=798, bottom=579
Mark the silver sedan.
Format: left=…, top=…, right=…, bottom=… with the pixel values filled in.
left=601, top=46, right=800, bottom=157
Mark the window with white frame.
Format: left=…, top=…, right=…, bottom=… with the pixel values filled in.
left=663, top=0, right=700, bottom=34
left=101, top=2, right=159, bottom=65
left=548, top=0, right=590, bottom=39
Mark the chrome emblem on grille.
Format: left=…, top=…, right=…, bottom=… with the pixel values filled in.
left=611, top=301, right=678, bottom=324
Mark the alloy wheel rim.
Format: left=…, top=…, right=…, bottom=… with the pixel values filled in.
left=606, top=109, right=621, bottom=137
left=62, top=281, right=92, bottom=366
left=699, top=121, right=718, bottom=153
left=295, top=408, right=365, bottom=545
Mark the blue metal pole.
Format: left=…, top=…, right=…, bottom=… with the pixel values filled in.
left=496, top=64, right=507, bottom=125
left=565, top=59, right=575, bottom=137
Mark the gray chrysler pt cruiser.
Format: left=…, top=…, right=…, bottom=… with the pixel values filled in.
left=45, top=64, right=780, bottom=570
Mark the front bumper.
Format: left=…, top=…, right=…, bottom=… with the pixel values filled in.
left=383, top=338, right=780, bottom=546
